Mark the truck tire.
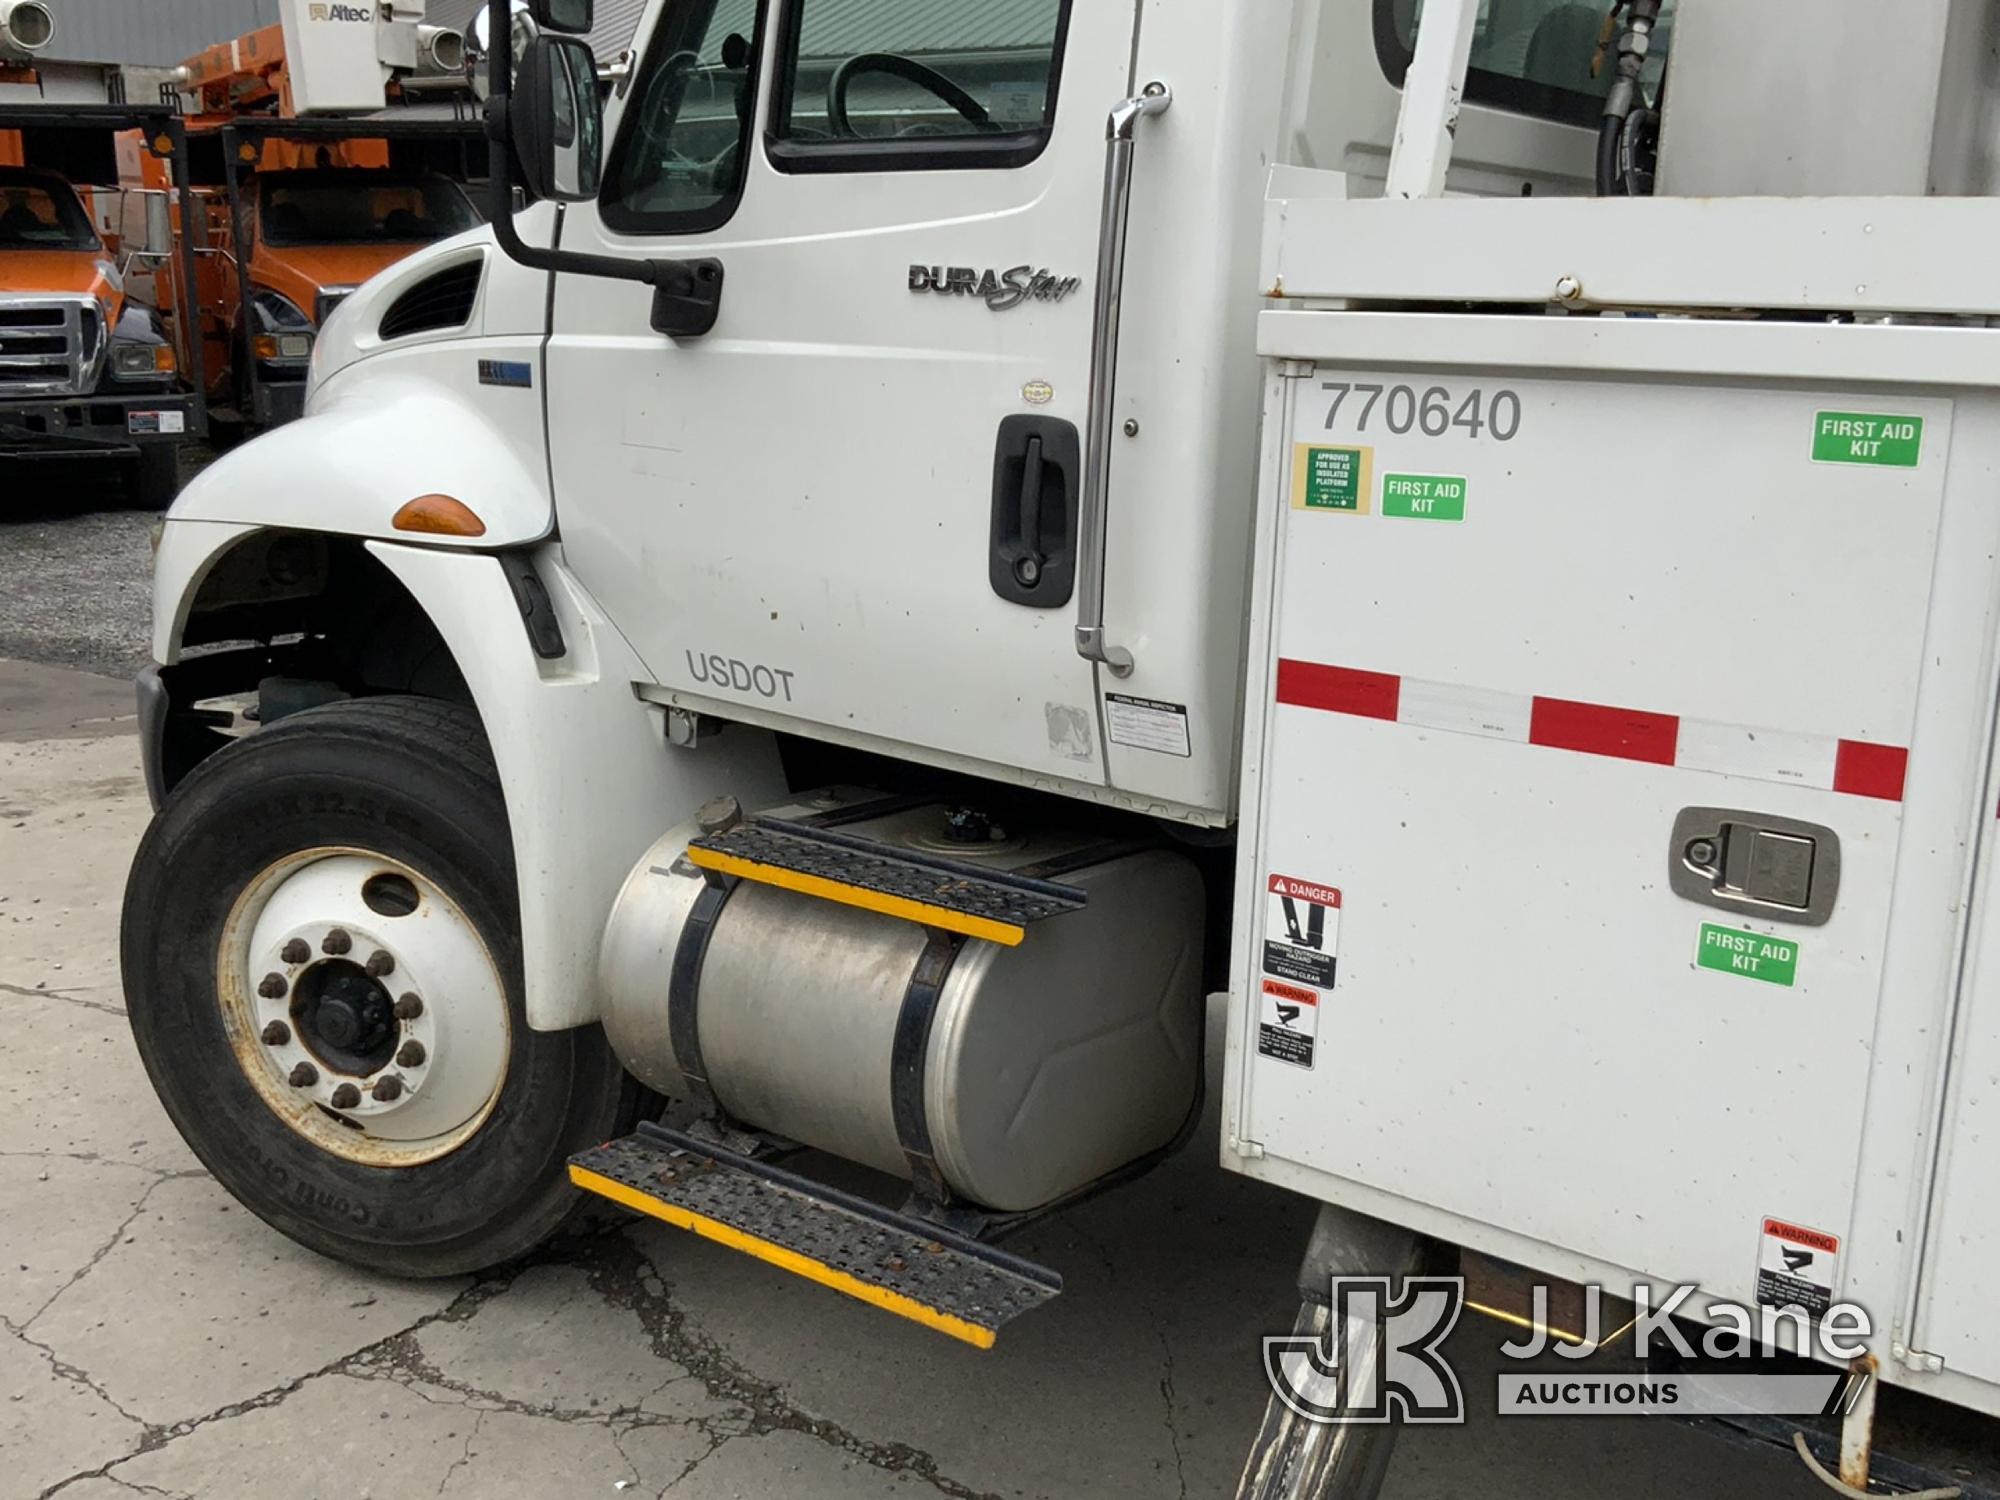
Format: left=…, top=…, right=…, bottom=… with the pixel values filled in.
left=122, top=443, right=181, bottom=511
left=122, top=696, right=641, bottom=1277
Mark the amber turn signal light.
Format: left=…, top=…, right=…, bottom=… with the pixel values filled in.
left=392, top=495, right=486, bottom=537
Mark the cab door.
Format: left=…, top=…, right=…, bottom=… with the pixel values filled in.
left=545, top=0, right=1135, bottom=790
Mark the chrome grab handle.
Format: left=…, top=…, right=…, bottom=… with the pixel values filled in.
left=1074, top=81, right=1171, bottom=680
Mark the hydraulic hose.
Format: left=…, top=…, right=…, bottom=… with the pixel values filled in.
left=1595, top=115, right=1625, bottom=196
left=1595, top=0, right=1661, bottom=197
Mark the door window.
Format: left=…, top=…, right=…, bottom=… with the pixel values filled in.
left=767, top=0, right=1071, bottom=173
left=1374, top=0, right=1675, bottom=126
left=600, top=0, right=764, bottom=232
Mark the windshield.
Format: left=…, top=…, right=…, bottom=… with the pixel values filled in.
left=258, top=174, right=481, bottom=247
left=0, top=179, right=100, bottom=252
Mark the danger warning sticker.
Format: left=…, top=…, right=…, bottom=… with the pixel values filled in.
left=1264, top=874, right=1340, bottom=989
left=1755, top=1218, right=1840, bottom=1318
left=1258, top=979, right=1319, bottom=1068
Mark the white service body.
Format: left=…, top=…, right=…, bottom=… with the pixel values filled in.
left=1229, top=186, right=2000, bottom=1416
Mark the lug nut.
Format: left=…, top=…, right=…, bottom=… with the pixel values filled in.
left=364, top=950, right=395, bottom=978
left=329, top=1083, right=362, bottom=1109
left=371, top=1075, right=403, bottom=1103
left=280, top=938, right=311, bottom=965
left=257, top=972, right=289, bottom=999
left=261, top=1020, right=292, bottom=1046
left=393, top=992, right=423, bottom=1021
left=289, top=1061, right=319, bottom=1088
left=322, top=928, right=353, bottom=956
left=396, top=1040, right=427, bottom=1068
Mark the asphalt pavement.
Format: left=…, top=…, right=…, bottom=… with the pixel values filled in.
left=0, top=462, right=1861, bottom=1499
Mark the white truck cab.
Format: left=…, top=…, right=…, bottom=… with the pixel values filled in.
left=126, top=1, right=2000, bottom=1494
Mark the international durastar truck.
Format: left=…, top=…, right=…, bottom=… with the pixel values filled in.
left=1, top=6, right=208, bottom=507
left=124, top=0, right=2000, bottom=1493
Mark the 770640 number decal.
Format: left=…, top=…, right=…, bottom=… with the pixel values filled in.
left=1322, top=382, right=1521, bottom=441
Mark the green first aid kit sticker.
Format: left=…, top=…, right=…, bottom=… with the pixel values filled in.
left=1697, top=923, right=1799, bottom=987
left=1813, top=411, right=1923, bottom=467
left=1382, top=473, right=1466, bottom=522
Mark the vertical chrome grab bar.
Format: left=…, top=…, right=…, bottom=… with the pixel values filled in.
left=1074, top=81, right=1171, bottom=680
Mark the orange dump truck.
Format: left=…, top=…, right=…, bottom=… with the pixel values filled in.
left=0, top=104, right=207, bottom=507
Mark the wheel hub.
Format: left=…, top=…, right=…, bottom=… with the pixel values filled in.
left=291, top=960, right=397, bottom=1074
left=221, top=850, right=511, bottom=1167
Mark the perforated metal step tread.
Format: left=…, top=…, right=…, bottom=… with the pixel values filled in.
left=569, top=1124, right=1063, bottom=1349
left=685, top=818, right=1088, bottom=946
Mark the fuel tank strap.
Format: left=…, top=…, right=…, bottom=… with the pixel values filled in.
left=889, top=928, right=967, bottom=1206
left=667, top=870, right=737, bottom=1121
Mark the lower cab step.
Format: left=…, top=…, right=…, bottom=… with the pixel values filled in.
left=569, top=1122, right=1063, bottom=1349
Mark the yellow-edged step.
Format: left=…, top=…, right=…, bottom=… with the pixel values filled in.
left=686, top=846, right=1027, bottom=947
left=570, top=1163, right=998, bottom=1348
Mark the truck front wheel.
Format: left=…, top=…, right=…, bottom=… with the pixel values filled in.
left=121, top=696, right=639, bottom=1277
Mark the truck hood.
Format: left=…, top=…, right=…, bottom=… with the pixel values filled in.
left=0, top=249, right=121, bottom=306
left=258, top=243, right=431, bottom=314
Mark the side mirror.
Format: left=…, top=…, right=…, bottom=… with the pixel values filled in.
left=511, top=35, right=603, bottom=202
left=143, top=192, right=173, bottom=258
left=531, top=0, right=591, bottom=33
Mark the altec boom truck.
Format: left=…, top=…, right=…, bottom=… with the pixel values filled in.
left=167, top=0, right=481, bottom=431
left=125, top=0, right=2000, bottom=1492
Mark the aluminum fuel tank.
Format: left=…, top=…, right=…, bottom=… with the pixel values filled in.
left=600, top=797, right=1204, bottom=1213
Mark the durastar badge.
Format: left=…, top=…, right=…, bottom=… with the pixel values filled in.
left=909, top=264, right=1081, bottom=311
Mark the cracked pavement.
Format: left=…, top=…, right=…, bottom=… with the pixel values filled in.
left=0, top=656, right=1829, bottom=1500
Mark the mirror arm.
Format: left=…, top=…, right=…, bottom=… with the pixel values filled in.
left=482, top=95, right=646, bottom=284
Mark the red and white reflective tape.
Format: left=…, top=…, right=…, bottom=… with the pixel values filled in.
left=1275, top=659, right=1908, bottom=803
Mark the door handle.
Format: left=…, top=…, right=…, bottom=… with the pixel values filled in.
left=1074, top=81, right=1171, bottom=678
left=990, top=415, right=1080, bottom=607
left=1668, top=806, right=1841, bottom=926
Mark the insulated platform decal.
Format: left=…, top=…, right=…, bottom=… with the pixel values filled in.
left=1756, top=1218, right=1840, bottom=1318
left=1264, top=874, right=1340, bottom=988
left=1291, top=444, right=1372, bottom=513
left=1258, top=979, right=1319, bottom=1069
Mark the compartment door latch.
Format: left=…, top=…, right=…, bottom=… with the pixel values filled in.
left=1669, top=807, right=1841, bottom=927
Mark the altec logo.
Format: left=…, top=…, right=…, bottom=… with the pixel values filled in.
left=1275, top=659, right=1908, bottom=803
left=309, top=3, right=373, bottom=21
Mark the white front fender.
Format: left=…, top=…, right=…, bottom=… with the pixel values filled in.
left=169, top=364, right=555, bottom=548
left=358, top=542, right=784, bottom=1031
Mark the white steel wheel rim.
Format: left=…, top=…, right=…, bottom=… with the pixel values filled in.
left=218, top=848, right=512, bottom=1167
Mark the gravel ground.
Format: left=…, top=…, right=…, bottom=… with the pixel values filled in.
left=0, top=444, right=214, bottom=680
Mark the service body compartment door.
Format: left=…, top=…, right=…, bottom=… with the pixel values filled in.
left=1228, top=315, right=2000, bottom=1319
left=1916, top=769, right=2000, bottom=1387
